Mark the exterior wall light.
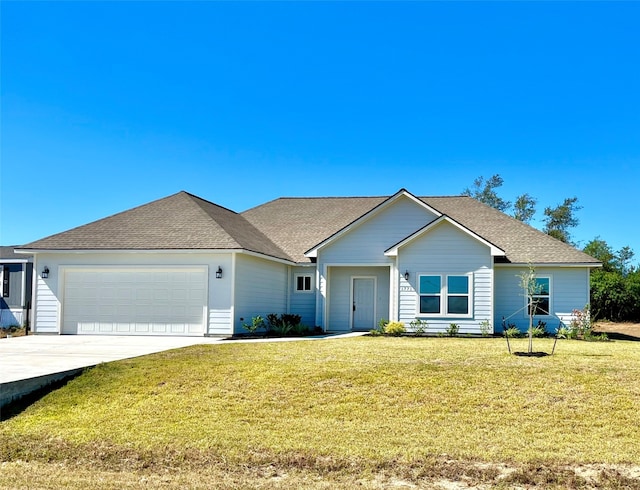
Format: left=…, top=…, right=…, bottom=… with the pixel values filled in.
left=404, top=270, right=410, bottom=281
left=216, top=266, right=223, bottom=279
left=42, top=266, right=50, bottom=279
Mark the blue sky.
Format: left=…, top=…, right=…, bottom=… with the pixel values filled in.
left=2, top=1, right=639, bottom=258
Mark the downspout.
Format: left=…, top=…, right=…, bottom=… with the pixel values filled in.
left=286, top=265, right=291, bottom=314
left=30, top=254, right=38, bottom=334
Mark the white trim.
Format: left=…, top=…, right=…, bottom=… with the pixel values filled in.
left=322, top=263, right=391, bottom=331
left=389, top=263, right=398, bottom=322
left=304, top=189, right=442, bottom=258
left=350, top=275, right=377, bottom=331
left=385, top=216, right=505, bottom=257
left=293, top=273, right=314, bottom=293
left=16, top=248, right=299, bottom=266
left=523, top=275, right=552, bottom=319
left=416, top=272, right=474, bottom=319
left=230, top=252, right=237, bottom=334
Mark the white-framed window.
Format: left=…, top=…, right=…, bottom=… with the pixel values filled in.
left=418, top=274, right=472, bottom=317
left=527, top=277, right=551, bottom=316
left=294, top=274, right=313, bottom=293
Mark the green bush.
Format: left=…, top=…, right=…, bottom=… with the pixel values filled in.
left=242, top=315, right=265, bottom=335
left=531, top=321, right=548, bottom=338
left=504, top=325, right=522, bottom=338
left=410, top=318, right=428, bottom=336
left=479, top=320, right=492, bottom=337
left=446, top=323, right=459, bottom=337
left=265, top=313, right=303, bottom=336
left=370, top=318, right=388, bottom=336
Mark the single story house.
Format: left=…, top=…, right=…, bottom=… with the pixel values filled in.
left=15, top=189, right=601, bottom=336
left=1, top=246, right=33, bottom=328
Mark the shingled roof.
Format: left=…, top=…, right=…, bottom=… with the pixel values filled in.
left=419, top=197, right=600, bottom=265
left=17, top=190, right=600, bottom=266
left=18, top=192, right=293, bottom=261
left=242, top=194, right=600, bottom=265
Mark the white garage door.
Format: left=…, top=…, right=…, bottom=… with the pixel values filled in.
left=62, top=267, right=207, bottom=336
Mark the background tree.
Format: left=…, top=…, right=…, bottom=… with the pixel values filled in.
left=583, top=237, right=616, bottom=272
left=542, top=197, right=582, bottom=244
left=513, top=193, right=537, bottom=223
left=584, top=238, right=640, bottom=321
left=462, top=174, right=511, bottom=212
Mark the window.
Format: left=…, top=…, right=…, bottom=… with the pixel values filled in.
left=2, top=266, right=9, bottom=298
left=419, top=276, right=441, bottom=314
left=528, top=277, right=550, bottom=316
left=418, top=274, right=471, bottom=317
left=295, top=274, right=313, bottom=293
left=447, top=275, right=469, bottom=315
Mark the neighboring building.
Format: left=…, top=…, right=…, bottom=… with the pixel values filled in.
left=0, top=246, right=33, bottom=328
left=15, top=189, right=601, bottom=336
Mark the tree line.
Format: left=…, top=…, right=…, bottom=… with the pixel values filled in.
left=463, top=174, right=639, bottom=322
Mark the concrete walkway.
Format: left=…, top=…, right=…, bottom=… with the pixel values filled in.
left=0, top=332, right=366, bottom=408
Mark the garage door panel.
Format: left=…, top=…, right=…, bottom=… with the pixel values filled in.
left=63, top=267, right=207, bottom=336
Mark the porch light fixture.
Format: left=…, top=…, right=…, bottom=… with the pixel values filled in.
left=404, top=270, right=410, bottom=281
left=42, top=266, right=50, bottom=279
left=216, top=266, right=223, bottom=279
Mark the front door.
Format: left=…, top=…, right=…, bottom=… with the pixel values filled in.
left=352, top=277, right=375, bottom=331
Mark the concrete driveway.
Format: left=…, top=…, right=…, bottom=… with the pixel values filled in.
left=0, top=335, right=224, bottom=385
left=0, top=335, right=224, bottom=408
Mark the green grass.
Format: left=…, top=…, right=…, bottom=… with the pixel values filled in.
left=2, top=336, right=640, bottom=488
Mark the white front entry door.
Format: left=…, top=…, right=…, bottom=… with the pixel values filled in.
left=352, top=277, right=376, bottom=331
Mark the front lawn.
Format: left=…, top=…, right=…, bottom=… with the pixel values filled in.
left=1, top=337, right=639, bottom=488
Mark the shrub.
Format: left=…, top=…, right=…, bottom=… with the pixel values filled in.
left=531, top=320, right=547, bottom=338
left=384, top=321, right=406, bottom=336
left=370, top=318, right=388, bottom=336
left=504, top=324, right=522, bottom=338
left=410, top=318, right=428, bottom=336
left=446, top=323, right=459, bottom=337
left=242, top=315, right=265, bottom=335
left=479, top=320, right=492, bottom=337
left=569, top=305, right=593, bottom=339
left=264, top=313, right=303, bottom=336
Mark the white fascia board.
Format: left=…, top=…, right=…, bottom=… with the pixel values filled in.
left=237, top=249, right=298, bottom=266
left=15, top=248, right=246, bottom=255
left=384, top=215, right=506, bottom=257
left=304, top=189, right=442, bottom=258
left=19, top=248, right=299, bottom=265
left=0, top=258, right=30, bottom=263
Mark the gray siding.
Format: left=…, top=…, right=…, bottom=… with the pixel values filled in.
left=397, top=221, right=493, bottom=334
left=494, top=266, right=590, bottom=332
left=289, top=266, right=316, bottom=327
left=321, top=196, right=438, bottom=264
left=234, top=254, right=288, bottom=333
left=1, top=265, right=23, bottom=308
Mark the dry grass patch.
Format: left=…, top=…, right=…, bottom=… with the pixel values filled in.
left=1, top=337, right=640, bottom=488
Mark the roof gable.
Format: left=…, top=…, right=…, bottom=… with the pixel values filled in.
left=303, top=189, right=442, bottom=258
left=384, top=215, right=506, bottom=257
